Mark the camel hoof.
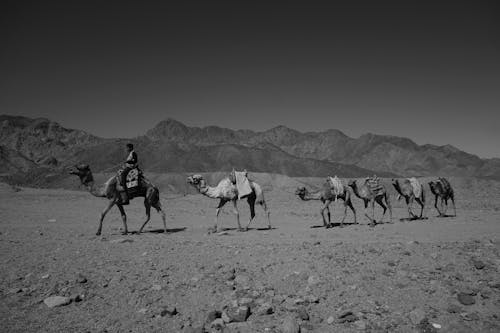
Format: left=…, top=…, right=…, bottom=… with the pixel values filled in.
left=96, top=232, right=101, bottom=236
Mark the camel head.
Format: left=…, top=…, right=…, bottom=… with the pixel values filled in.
left=187, top=174, right=206, bottom=188
left=347, top=179, right=356, bottom=188
left=69, top=164, right=94, bottom=186
left=295, top=186, right=309, bottom=200
left=428, top=180, right=441, bottom=195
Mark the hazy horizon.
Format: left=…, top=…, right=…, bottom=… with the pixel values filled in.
left=2, top=1, right=499, bottom=158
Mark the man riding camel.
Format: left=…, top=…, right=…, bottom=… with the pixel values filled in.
left=119, top=143, right=138, bottom=205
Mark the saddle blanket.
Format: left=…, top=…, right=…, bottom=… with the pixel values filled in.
left=365, top=176, right=385, bottom=196
left=118, top=168, right=141, bottom=189
left=327, top=176, right=344, bottom=200
left=408, top=177, right=422, bottom=198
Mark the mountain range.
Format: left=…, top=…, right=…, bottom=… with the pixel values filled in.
left=1, top=115, right=499, bottom=186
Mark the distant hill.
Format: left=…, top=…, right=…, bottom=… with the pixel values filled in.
left=1, top=115, right=499, bottom=189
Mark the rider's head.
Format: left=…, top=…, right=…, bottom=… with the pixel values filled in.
left=126, top=143, right=134, bottom=152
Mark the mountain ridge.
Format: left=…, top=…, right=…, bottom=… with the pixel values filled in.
left=1, top=114, right=499, bottom=182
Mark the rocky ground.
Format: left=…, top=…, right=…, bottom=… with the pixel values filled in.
left=1, top=178, right=500, bottom=332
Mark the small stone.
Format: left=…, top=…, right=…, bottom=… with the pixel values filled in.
left=210, top=318, right=225, bottom=329
left=138, top=308, right=148, bottom=314
left=338, top=311, right=358, bottom=323
left=226, top=306, right=250, bottom=322
left=460, top=312, right=480, bottom=321
left=43, top=296, right=71, bottom=308
left=354, top=320, right=367, bottom=330
left=432, top=323, right=441, bottom=329
left=305, top=294, right=319, bottom=303
left=255, top=302, right=273, bottom=316
left=76, top=274, right=87, bottom=284
left=296, top=307, right=309, bottom=321
left=471, top=258, right=485, bottom=270
left=152, top=284, right=162, bottom=291
left=206, top=310, right=222, bottom=323
left=160, top=306, right=177, bottom=316
left=221, top=311, right=232, bottom=323
left=409, top=308, right=426, bottom=325
left=234, top=275, right=250, bottom=286
left=457, top=293, right=475, bottom=306
left=327, top=316, right=335, bottom=324
left=447, top=304, right=462, bottom=313
left=71, top=294, right=83, bottom=302
left=307, top=275, right=320, bottom=286
left=282, top=316, right=300, bottom=333
left=41, top=274, right=50, bottom=279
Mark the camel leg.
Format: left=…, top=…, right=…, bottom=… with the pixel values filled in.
left=416, top=198, right=424, bottom=218
left=138, top=200, right=151, bottom=234
left=153, top=202, right=167, bottom=233
left=96, top=200, right=115, bottom=236
left=434, top=196, right=443, bottom=216
left=327, top=205, right=332, bottom=227
left=375, top=196, right=387, bottom=224
left=451, top=194, right=456, bottom=217
left=116, top=204, right=129, bottom=235
left=346, top=197, right=357, bottom=224
left=245, top=195, right=256, bottom=231
left=363, top=200, right=374, bottom=225
left=385, top=193, right=393, bottom=222
left=340, top=200, right=347, bottom=227
left=232, top=200, right=242, bottom=231
left=214, top=199, right=227, bottom=233
left=261, top=201, right=271, bottom=229
left=320, top=200, right=331, bottom=228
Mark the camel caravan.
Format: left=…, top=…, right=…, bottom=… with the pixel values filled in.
left=69, top=144, right=457, bottom=235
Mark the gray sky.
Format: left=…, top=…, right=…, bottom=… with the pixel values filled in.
left=1, top=1, right=499, bottom=157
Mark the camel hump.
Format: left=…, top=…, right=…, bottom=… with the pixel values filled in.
left=438, top=177, right=453, bottom=193
left=407, top=177, right=422, bottom=198
left=365, top=176, right=384, bottom=196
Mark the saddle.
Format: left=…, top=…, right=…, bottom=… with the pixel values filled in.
left=365, top=176, right=385, bottom=196
left=117, top=167, right=143, bottom=189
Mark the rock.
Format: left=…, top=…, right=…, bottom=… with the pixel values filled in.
left=138, top=308, right=148, bottom=314
left=447, top=304, right=462, bottom=313
left=460, top=312, right=480, bottom=321
left=70, top=294, right=83, bottom=302
left=471, top=258, right=485, bottom=270
left=457, top=293, right=475, bottom=306
left=76, top=274, right=87, bottom=284
left=226, top=306, right=250, bottom=322
left=234, top=275, right=250, bottom=286
left=409, top=308, right=426, bottom=325
left=152, top=284, right=162, bottom=291
left=160, top=306, right=177, bottom=316
left=206, top=310, right=222, bottom=323
left=110, top=238, right=134, bottom=244
left=416, top=318, right=438, bottom=333
left=41, top=274, right=50, bottom=279
left=354, top=320, right=367, bottom=330
left=307, top=275, right=320, bottom=286
left=327, top=316, right=335, bottom=324
left=210, top=318, right=225, bottom=329
left=238, top=297, right=254, bottom=307
left=338, top=311, right=358, bottom=323
left=43, top=296, right=71, bottom=308
left=255, top=302, right=274, bottom=316
left=296, top=307, right=309, bottom=321
left=221, top=311, right=232, bottom=323
left=282, top=316, right=300, bottom=333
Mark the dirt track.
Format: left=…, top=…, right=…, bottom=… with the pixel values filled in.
left=1, top=180, right=500, bottom=332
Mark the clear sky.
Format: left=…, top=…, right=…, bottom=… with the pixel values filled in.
left=1, top=1, right=499, bottom=158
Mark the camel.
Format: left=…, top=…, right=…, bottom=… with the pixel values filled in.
left=429, top=177, right=456, bottom=217
left=348, top=178, right=392, bottom=225
left=295, top=179, right=357, bottom=228
left=69, top=164, right=167, bottom=235
left=392, top=178, right=425, bottom=219
left=186, top=174, right=270, bottom=233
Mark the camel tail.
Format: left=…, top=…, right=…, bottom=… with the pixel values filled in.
left=421, top=184, right=426, bottom=204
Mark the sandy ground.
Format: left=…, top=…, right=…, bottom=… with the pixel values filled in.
left=1, top=179, right=500, bottom=332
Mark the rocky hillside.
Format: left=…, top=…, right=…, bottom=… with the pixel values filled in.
left=1, top=115, right=498, bottom=184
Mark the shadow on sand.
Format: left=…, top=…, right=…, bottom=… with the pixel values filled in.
left=399, top=216, right=429, bottom=222
left=310, top=222, right=358, bottom=229
left=134, top=227, right=187, bottom=234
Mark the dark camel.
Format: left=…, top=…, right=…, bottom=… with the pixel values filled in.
left=69, top=164, right=167, bottom=235
left=295, top=183, right=357, bottom=228
left=429, top=177, right=456, bottom=217
left=348, top=179, right=392, bottom=225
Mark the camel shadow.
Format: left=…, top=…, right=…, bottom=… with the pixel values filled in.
left=310, top=222, right=358, bottom=229
left=399, top=217, right=429, bottom=222
left=246, top=227, right=278, bottom=231
left=436, top=214, right=456, bottom=218
left=133, top=227, right=187, bottom=234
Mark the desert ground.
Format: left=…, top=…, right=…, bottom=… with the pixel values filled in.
left=1, top=175, right=500, bottom=333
